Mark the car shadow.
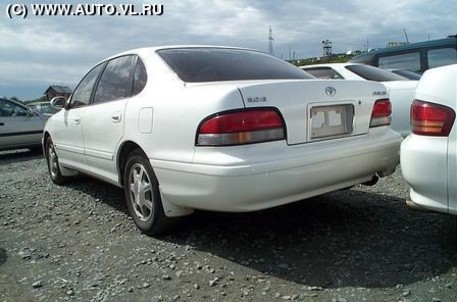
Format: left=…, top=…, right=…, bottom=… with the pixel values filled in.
left=62, top=177, right=457, bottom=289
left=0, top=149, right=43, bottom=164
left=164, top=189, right=457, bottom=289
left=64, top=176, right=128, bottom=215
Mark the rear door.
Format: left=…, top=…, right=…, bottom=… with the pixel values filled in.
left=82, top=55, right=142, bottom=183
left=238, top=80, right=386, bottom=145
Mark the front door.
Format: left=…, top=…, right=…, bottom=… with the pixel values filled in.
left=53, top=63, right=105, bottom=171
left=0, top=98, right=44, bottom=150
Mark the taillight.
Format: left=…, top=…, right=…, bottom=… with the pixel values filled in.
left=411, top=100, right=455, bottom=136
left=370, top=98, right=392, bottom=127
left=196, top=108, right=285, bottom=146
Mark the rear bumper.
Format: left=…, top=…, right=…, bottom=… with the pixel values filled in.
left=153, top=128, right=402, bottom=213
left=401, top=134, right=449, bottom=214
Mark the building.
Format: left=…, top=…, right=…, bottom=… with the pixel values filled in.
left=386, top=42, right=409, bottom=48
left=43, top=85, right=72, bottom=102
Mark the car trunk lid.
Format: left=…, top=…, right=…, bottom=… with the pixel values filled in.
left=237, top=79, right=388, bottom=145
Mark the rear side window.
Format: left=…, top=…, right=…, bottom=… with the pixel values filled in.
left=428, top=48, right=457, bottom=69
left=303, top=67, right=344, bottom=79
left=345, top=64, right=407, bottom=82
left=378, top=52, right=421, bottom=72
left=93, top=55, right=136, bottom=104
left=157, top=48, right=314, bottom=82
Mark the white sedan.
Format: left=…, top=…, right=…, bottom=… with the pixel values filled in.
left=401, top=64, right=457, bottom=215
left=300, top=63, right=418, bottom=137
left=44, top=46, right=402, bottom=235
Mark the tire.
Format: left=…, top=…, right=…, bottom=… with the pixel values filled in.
left=123, top=149, right=177, bottom=235
left=45, top=137, right=69, bottom=185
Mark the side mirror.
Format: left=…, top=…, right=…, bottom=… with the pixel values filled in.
left=50, top=96, right=67, bottom=109
left=26, top=108, right=38, bottom=116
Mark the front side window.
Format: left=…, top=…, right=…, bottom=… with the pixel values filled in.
left=428, top=48, right=457, bottom=68
left=70, top=63, right=105, bottom=108
left=157, top=48, right=314, bottom=83
left=378, top=52, right=421, bottom=72
left=0, top=99, right=28, bottom=117
left=93, top=55, right=136, bottom=104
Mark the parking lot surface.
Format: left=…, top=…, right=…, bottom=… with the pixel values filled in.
left=1, top=149, right=456, bottom=302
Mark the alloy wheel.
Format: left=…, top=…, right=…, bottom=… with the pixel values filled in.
left=128, top=163, right=154, bottom=222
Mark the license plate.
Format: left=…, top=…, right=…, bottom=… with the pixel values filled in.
left=310, top=104, right=354, bottom=139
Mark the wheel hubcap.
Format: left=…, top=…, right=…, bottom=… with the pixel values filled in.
left=48, top=143, right=59, bottom=178
left=128, top=163, right=154, bottom=221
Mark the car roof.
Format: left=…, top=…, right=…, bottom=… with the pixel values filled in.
left=103, top=45, right=263, bottom=62
left=300, top=63, right=361, bottom=68
left=350, top=36, right=457, bottom=63
left=0, top=97, right=28, bottom=109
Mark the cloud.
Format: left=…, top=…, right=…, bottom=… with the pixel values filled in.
left=0, top=0, right=455, bottom=99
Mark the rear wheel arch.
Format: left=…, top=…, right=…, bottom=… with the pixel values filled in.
left=117, top=141, right=146, bottom=186
left=122, top=147, right=181, bottom=235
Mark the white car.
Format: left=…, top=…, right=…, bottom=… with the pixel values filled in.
left=300, top=63, right=418, bottom=137
left=44, top=46, right=402, bottom=235
left=401, top=64, right=457, bottom=214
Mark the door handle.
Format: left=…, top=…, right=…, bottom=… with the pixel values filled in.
left=111, top=112, right=122, bottom=123
left=74, top=116, right=81, bottom=125
left=0, top=122, right=4, bottom=126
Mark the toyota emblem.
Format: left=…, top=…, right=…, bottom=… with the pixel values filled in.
left=325, top=86, right=336, bottom=97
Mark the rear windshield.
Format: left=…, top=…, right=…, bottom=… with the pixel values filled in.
left=157, top=48, right=314, bottom=82
left=345, top=64, right=408, bottom=82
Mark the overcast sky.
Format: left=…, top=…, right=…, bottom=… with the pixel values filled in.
left=1, top=0, right=456, bottom=100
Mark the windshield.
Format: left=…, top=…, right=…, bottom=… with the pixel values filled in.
left=345, top=64, right=408, bottom=82
left=157, top=48, right=314, bottom=83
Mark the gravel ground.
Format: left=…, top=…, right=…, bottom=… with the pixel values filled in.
left=1, top=149, right=456, bottom=302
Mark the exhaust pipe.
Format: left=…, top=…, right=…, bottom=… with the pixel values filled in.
left=405, top=199, right=431, bottom=212
left=362, top=175, right=379, bottom=186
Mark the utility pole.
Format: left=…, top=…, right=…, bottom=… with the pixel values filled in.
left=268, top=26, right=274, bottom=56
left=403, top=28, right=410, bottom=43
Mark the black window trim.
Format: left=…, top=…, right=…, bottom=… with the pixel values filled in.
left=132, top=56, right=148, bottom=96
